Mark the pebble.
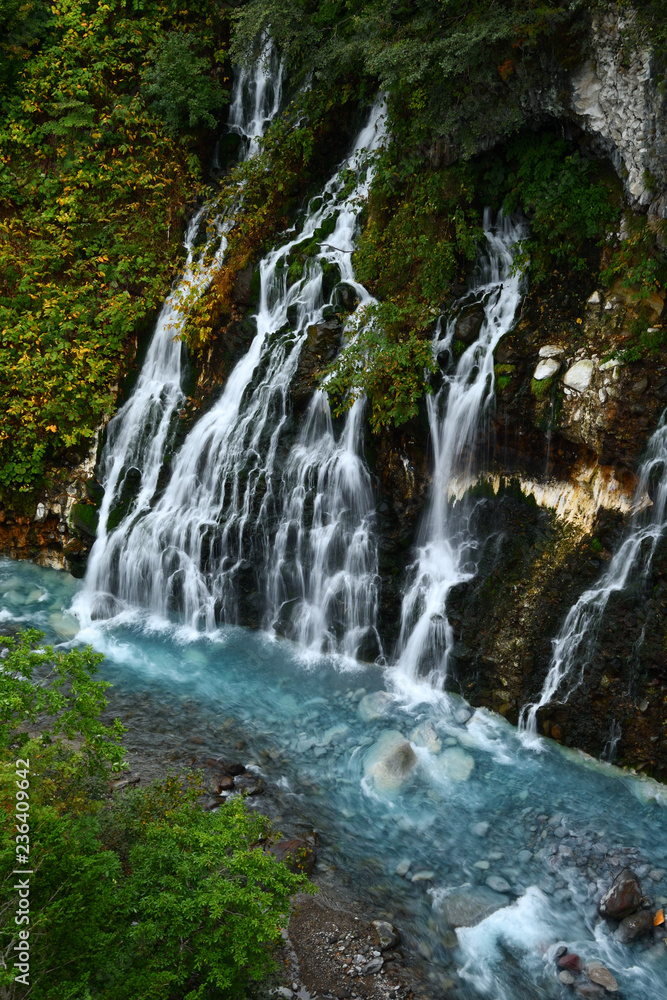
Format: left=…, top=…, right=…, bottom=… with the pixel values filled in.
left=395, top=860, right=411, bottom=877
left=474, top=860, right=490, bottom=870
left=472, top=821, right=490, bottom=837
left=411, top=870, right=435, bottom=883
left=363, top=957, right=384, bottom=974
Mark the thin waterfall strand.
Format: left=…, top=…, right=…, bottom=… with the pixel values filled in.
left=393, top=212, right=526, bottom=693
left=520, top=412, right=667, bottom=743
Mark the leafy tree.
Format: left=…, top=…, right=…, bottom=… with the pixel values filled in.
left=143, top=31, right=228, bottom=136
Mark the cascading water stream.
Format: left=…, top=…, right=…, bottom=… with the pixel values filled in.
left=519, top=412, right=667, bottom=743
left=76, top=52, right=283, bottom=625
left=392, top=212, right=526, bottom=694
left=79, top=96, right=386, bottom=653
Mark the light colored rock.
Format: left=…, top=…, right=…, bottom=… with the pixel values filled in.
left=473, top=860, right=490, bottom=870
left=411, top=870, right=435, bottom=883
left=433, top=746, right=474, bottom=783
left=564, top=359, right=594, bottom=392
left=539, top=344, right=565, bottom=358
left=534, top=358, right=560, bottom=380
left=363, top=731, right=418, bottom=793
left=410, top=720, right=442, bottom=753
left=587, top=291, right=601, bottom=305
left=395, top=859, right=411, bottom=877
left=559, top=970, right=576, bottom=985
left=585, top=963, right=618, bottom=992
left=486, top=875, right=511, bottom=893
left=363, top=957, right=383, bottom=974
left=472, top=821, right=490, bottom=837
left=371, top=919, right=400, bottom=950
left=358, top=690, right=394, bottom=722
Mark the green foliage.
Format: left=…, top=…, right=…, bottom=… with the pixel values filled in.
left=231, top=0, right=588, bottom=151
left=600, top=213, right=667, bottom=301
left=500, top=133, right=620, bottom=283
left=143, top=30, right=228, bottom=136
left=0, top=630, right=311, bottom=1000
left=0, top=628, right=124, bottom=770
left=322, top=301, right=438, bottom=431
left=0, top=0, right=228, bottom=500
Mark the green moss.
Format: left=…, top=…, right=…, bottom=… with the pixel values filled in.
left=531, top=376, right=554, bottom=399
left=69, top=502, right=99, bottom=539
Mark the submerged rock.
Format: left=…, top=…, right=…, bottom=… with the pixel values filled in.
left=585, top=963, right=618, bottom=992
left=410, top=720, right=442, bottom=753
left=363, top=731, right=418, bottom=793
left=433, top=746, right=475, bottom=782
left=614, top=908, right=654, bottom=942
left=358, top=690, right=394, bottom=722
left=437, top=884, right=509, bottom=928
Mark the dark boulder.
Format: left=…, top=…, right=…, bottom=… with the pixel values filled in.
left=455, top=304, right=485, bottom=343
left=598, top=868, right=643, bottom=919
left=269, top=838, right=316, bottom=876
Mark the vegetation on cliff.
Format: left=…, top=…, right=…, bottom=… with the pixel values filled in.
left=0, top=630, right=309, bottom=999
left=0, top=0, right=228, bottom=502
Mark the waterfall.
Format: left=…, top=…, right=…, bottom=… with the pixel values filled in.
left=76, top=51, right=283, bottom=624
left=78, top=93, right=387, bottom=652
left=392, top=212, right=526, bottom=692
left=520, top=412, right=667, bottom=742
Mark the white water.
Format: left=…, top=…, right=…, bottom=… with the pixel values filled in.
left=79, top=93, right=387, bottom=650
left=520, top=412, right=667, bottom=742
left=393, top=212, right=526, bottom=694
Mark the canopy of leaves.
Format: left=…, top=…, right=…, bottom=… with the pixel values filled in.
left=0, top=0, right=228, bottom=502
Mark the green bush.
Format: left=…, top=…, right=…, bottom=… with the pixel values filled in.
left=0, top=632, right=312, bottom=1000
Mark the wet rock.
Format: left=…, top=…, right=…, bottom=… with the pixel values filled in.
left=291, top=317, right=342, bottom=408
left=598, top=869, right=642, bottom=919
left=563, top=359, right=594, bottom=392
left=614, top=908, right=654, bottom=942
left=358, top=690, right=394, bottom=722
left=216, top=775, right=234, bottom=791
left=455, top=304, right=485, bottom=343
left=395, top=859, right=411, bottom=877
left=472, top=821, right=490, bottom=837
left=534, top=358, right=560, bottom=380
left=410, top=720, right=442, bottom=753
left=371, top=919, right=400, bottom=950
left=433, top=746, right=475, bottom=782
left=216, top=759, right=246, bottom=776
left=558, top=970, right=576, bottom=985
left=558, top=953, right=583, bottom=972
left=270, top=839, right=317, bottom=876
left=363, top=731, right=418, bottom=794
left=231, top=266, right=254, bottom=307
left=575, top=984, right=604, bottom=998
left=438, top=884, right=510, bottom=928
left=411, top=870, right=435, bottom=883
left=486, top=876, right=511, bottom=893
left=585, top=963, right=618, bottom=992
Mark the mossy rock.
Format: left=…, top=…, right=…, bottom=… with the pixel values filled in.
left=69, top=502, right=99, bottom=540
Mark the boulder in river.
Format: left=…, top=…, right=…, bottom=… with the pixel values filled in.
left=432, top=746, right=475, bottom=782
left=437, top=884, right=509, bottom=928
left=364, top=731, right=418, bottom=794
left=598, top=868, right=642, bottom=919
left=585, top=963, right=618, bottom=992
left=614, top=908, right=654, bottom=942
left=410, top=720, right=442, bottom=753
left=371, top=920, right=400, bottom=950
left=358, top=690, right=395, bottom=722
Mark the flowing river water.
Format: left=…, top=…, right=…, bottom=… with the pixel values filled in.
left=3, top=55, right=667, bottom=1000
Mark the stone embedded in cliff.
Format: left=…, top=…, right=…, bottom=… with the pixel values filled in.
left=410, top=720, right=442, bottom=753
left=538, top=344, right=565, bottom=358
left=231, top=266, right=254, bottom=307
left=455, top=304, right=485, bottom=343
left=614, top=908, right=654, bottom=943
left=534, top=358, right=560, bottom=380
left=587, top=291, right=601, bottom=305
left=363, top=731, right=418, bottom=794
left=563, top=359, right=594, bottom=392
left=358, top=690, right=395, bottom=722
left=598, top=868, right=642, bottom=919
